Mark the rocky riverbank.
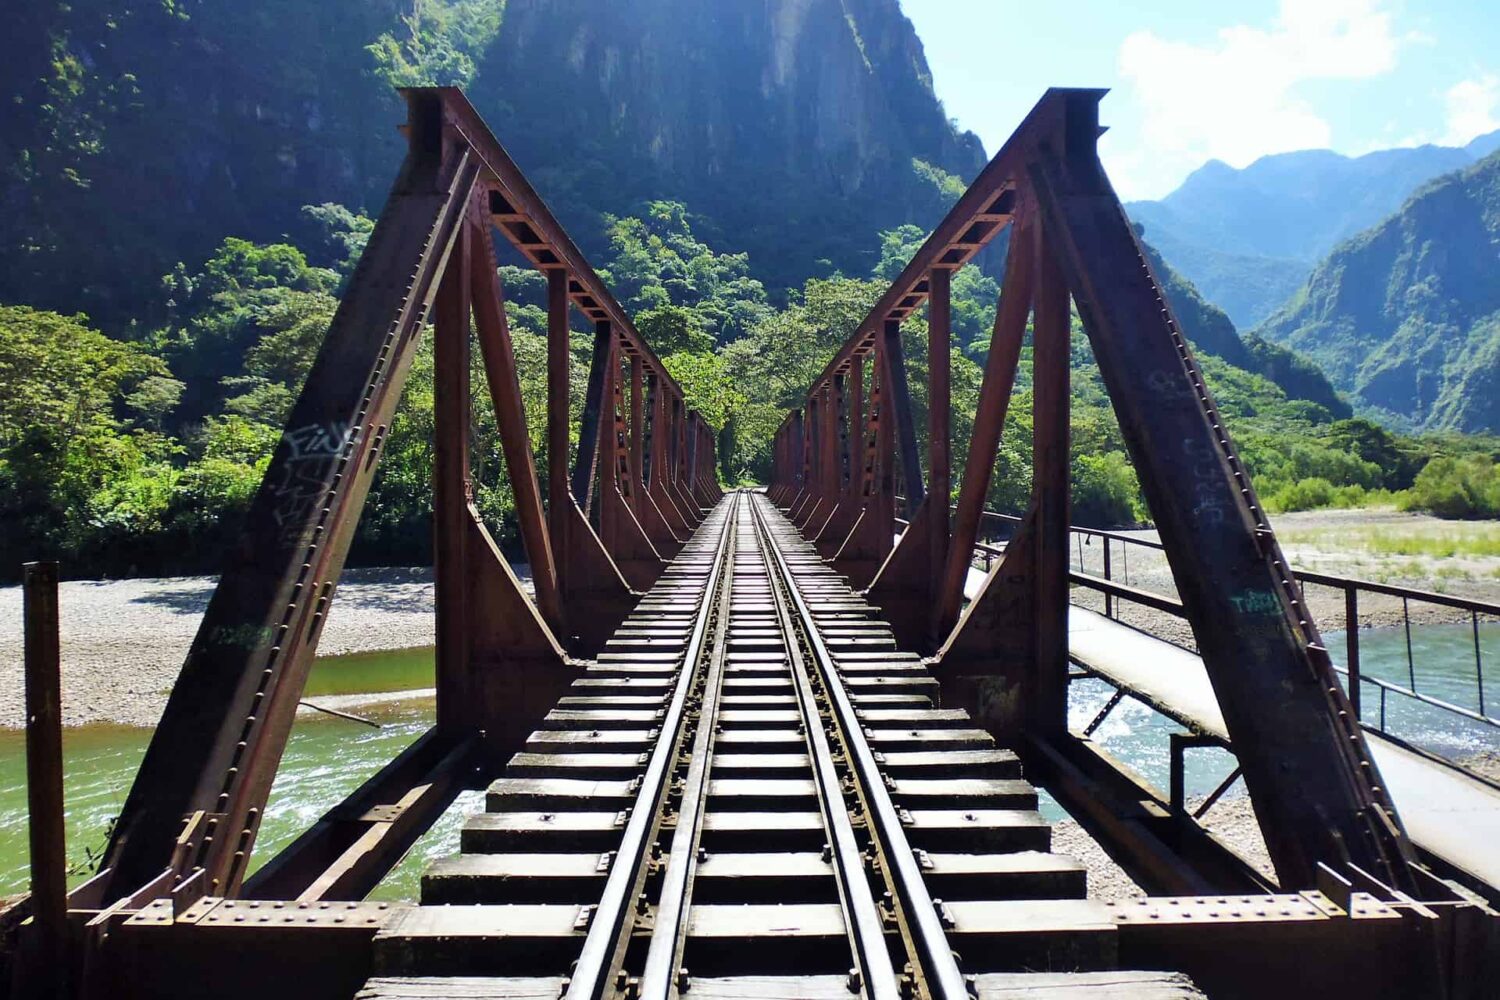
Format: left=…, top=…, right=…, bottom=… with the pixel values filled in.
left=0, top=567, right=438, bottom=728
left=1066, top=507, right=1500, bottom=653
left=1052, top=795, right=1273, bottom=902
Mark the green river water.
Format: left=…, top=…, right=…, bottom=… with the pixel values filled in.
left=2, top=622, right=1496, bottom=898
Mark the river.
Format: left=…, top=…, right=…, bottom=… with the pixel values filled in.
left=1, top=620, right=1495, bottom=897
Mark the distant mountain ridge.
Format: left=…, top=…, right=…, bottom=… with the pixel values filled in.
left=1127, top=132, right=1500, bottom=328
left=1255, top=151, right=1500, bottom=434
left=1136, top=234, right=1349, bottom=419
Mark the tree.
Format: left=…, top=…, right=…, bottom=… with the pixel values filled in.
left=0, top=305, right=175, bottom=570
left=601, top=201, right=769, bottom=343
left=154, top=238, right=338, bottom=426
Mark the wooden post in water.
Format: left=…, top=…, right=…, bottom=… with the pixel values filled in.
left=24, top=561, right=67, bottom=996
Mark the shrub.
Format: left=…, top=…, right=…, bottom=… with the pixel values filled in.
left=1266, top=478, right=1389, bottom=513
left=1071, top=451, right=1143, bottom=528
left=1400, top=456, right=1500, bottom=519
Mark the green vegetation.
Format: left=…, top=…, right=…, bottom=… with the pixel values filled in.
left=1255, top=152, right=1500, bottom=435
left=1400, top=456, right=1500, bottom=520
left=367, top=0, right=506, bottom=90
left=3, top=1, right=1495, bottom=577
left=1274, top=520, right=1500, bottom=562
left=5, top=186, right=1497, bottom=580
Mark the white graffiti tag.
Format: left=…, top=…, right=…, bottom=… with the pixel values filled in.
left=270, top=421, right=361, bottom=529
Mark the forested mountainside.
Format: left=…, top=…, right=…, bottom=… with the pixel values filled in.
left=0, top=0, right=982, bottom=329
left=1138, top=234, right=1349, bottom=418
left=1256, top=151, right=1500, bottom=435
left=1127, top=132, right=1500, bottom=328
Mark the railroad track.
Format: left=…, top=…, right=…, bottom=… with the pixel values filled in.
left=361, top=491, right=1147, bottom=1000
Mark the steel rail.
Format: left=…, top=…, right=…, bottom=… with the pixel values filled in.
left=564, top=494, right=740, bottom=1000
left=749, top=494, right=970, bottom=1000
left=748, top=494, right=902, bottom=1000
left=637, top=502, right=738, bottom=999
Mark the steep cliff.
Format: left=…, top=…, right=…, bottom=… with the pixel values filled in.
left=0, top=0, right=407, bottom=326
left=456, top=0, right=986, bottom=293
left=1, top=0, right=984, bottom=326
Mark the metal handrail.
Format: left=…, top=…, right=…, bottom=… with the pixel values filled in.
left=897, top=496, right=1499, bottom=745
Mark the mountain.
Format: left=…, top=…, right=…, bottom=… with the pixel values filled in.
left=1137, top=233, right=1349, bottom=419
left=466, top=0, right=985, bottom=296
left=1127, top=135, right=1500, bottom=328
left=1255, top=152, right=1500, bottom=434
left=0, top=0, right=982, bottom=329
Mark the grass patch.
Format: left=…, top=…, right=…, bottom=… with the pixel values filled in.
left=1361, top=529, right=1500, bottom=559
left=1274, top=519, right=1500, bottom=560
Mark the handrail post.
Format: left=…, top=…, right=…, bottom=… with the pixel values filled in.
left=24, top=561, right=68, bottom=996
left=1473, top=611, right=1485, bottom=718
left=1345, top=588, right=1361, bottom=723
left=1102, top=540, right=1113, bottom=619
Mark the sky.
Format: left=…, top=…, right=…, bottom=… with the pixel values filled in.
left=899, top=0, right=1500, bottom=201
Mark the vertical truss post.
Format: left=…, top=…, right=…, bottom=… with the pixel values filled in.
left=688, top=414, right=716, bottom=507
left=648, top=373, right=690, bottom=534
left=773, top=420, right=785, bottom=501
left=875, top=348, right=895, bottom=551
left=668, top=394, right=700, bottom=522
left=834, top=346, right=895, bottom=588
left=630, top=357, right=645, bottom=513
left=927, top=267, right=952, bottom=639
left=866, top=317, right=939, bottom=649
left=883, top=319, right=924, bottom=515
left=790, top=408, right=807, bottom=509
left=1031, top=222, right=1072, bottom=736
left=635, top=370, right=684, bottom=556
left=547, top=270, right=633, bottom=653
left=434, top=221, right=474, bottom=733
left=806, top=386, right=833, bottom=527
left=817, top=360, right=864, bottom=555
left=791, top=394, right=822, bottom=525
left=595, top=331, right=664, bottom=591
left=573, top=320, right=612, bottom=517
left=809, top=376, right=844, bottom=538
left=778, top=409, right=803, bottom=510
left=547, top=268, right=572, bottom=550
left=848, top=360, right=863, bottom=500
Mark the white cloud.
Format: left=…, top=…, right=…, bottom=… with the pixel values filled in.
left=1108, top=0, right=1404, bottom=199
left=1439, top=74, right=1500, bottom=145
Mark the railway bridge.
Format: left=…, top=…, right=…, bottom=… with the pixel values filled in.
left=7, top=87, right=1498, bottom=1000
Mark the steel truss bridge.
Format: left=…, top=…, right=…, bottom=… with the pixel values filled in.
left=6, top=88, right=1498, bottom=1000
